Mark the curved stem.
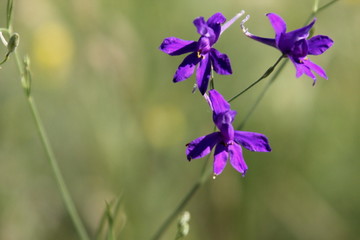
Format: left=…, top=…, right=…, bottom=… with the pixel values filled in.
left=228, top=55, right=284, bottom=103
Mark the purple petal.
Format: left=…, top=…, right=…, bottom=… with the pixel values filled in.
left=304, top=59, right=328, bottom=80
left=197, top=37, right=211, bottom=54
left=193, top=17, right=213, bottom=38
left=228, top=144, right=248, bottom=176
left=285, top=18, right=316, bottom=41
left=210, top=48, right=232, bottom=75
left=208, top=89, right=231, bottom=114
left=173, top=52, right=201, bottom=83
left=290, top=39, right=308, bottom=58
left=289, top=56, right=315, bottom=79
left=196, top=54, right=212, bottom=95
left=241, top=15, right=277, bottom=48
left=213, top=144, right=228, bottom=175
left=234, top=131, right=271, bottom=152
left=218, top=121, right=235, bottom=144
left=206, top=13, right=226, bottom=41
left=159, top=37, right=197, bottom=56
left=186, top=132, right=221, bottom=160
left=266, top=13, right=286, bottom=44
left=207, top=12, right=226, bottom=27
left=307, top=35, right=334, bottom=55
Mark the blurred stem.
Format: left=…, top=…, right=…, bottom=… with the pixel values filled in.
left=4, top=12, right=90, bottom=240
left=236, top=59, right=289, bottom=130
left=150, top=155, right=212, bottom=240
left=228, top=55, right=284, bottom=103
left=25, top=94, right=90, bottom=240
left=306, top=0, right=339, bottom=24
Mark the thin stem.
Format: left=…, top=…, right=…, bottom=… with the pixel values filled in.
left=305, top=0, right=339, bottom=24
left=150, top=155, right=212, bottom=240
left=236, top=59, right=289, bottom=130
left=228, top=55, right=284, bottom=103
left=7, top=27, right=90, bottom=240
left=26, top=95, right=90, bottom=240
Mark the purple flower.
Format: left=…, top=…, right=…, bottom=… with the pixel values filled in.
left=160, top=12, right=244, bottom=95
left=241, top=13, right=333, bottom=85
left=186, top=89, right=271, bottom=176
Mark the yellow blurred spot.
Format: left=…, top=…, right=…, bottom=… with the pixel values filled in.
left=143, top=105, right=186, bottom=149
left=32, top=22, right=74, bottom=74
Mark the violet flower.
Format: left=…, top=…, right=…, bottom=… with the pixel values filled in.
left=241, top=13, right=333, bottom=85
left=160, top=12, right=244, bottom=95
left=186, top=89, right=271, bottom=176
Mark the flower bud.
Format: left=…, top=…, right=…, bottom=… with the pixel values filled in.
left=7, top=33, right=19, bottom=53
left=176, top=211, right=190, bottom=239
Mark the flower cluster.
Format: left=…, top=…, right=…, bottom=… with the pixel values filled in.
left=159, top=12, right=333, bottom=177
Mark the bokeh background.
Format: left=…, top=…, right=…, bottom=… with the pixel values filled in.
left=0, top=0, right=359, bottom=239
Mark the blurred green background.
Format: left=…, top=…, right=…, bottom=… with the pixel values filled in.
left=0, top=0, right=359, bottom=239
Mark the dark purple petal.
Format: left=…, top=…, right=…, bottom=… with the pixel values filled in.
left=159, top=37, right=197, bottom=56
left=228, top=144, right=248, bottom=176
left=186, top=132, right=221, bottom=160
left=289, top=57, right=327, bottom=83
left=206, top=13, right=226, bottom=41
left=198, top=37, right=211, bottom=54
left=218, top=122, right=235, bottom=144
left=304, top=59, right=328, bottom=81
left=213, top=143, right=228, bottom=175
left=289, top=56, right=315, bottom=79
left=208, top=89, right=231, bottom=114
left=196, top=54, right=212, bottom=95
left=213, top=111, right=236, bottom=142
left=215, top=110, right=237, bottom=125
left=285, top=18, right=316, bottom=41
left=173, top=52, right=201, bottom=83
left=234, top=131, right=271, bottom=152
left=193, top=17, right=213, bottom=38
left=207, top=13, right=226, bottom=26
left=244, top=32, right=277, bottom=48
left=307, top=35, right=334, bottom=55
left=290, top=39, right=308, bottom=58
left=210, top=48, right=232, bottom=75
left=278, top=19, right=315, bottom=53
left=266, top=13, right=286, bottom=44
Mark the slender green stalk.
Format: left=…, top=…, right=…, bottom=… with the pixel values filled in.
left=236, top=59, right=289, bottom=130
left=305, top=0, right=339, bottom=24
left=26, top=94, right=90, bottom=240
left=150, top=155, right=212, bottom=240
left=2, top=1, right=90, bottom=237
left=228, top=55, right=284, bottom=103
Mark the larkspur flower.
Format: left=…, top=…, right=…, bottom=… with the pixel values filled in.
left=160, top=12, right=244, bottom=95
left=186, top=89, right=271, bottom=176
left=241, top=13, right=333, bottom=85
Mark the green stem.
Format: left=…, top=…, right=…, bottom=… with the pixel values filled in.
left=4, top=1, right=89, bottom=236
left=10, top=35, right=91, bottom=240
left=150, top=155, right=212, bottom=240
left=305, top=0, right=339, bottom=24
left=236, top=59, right=289, bottom=130
left=26, top=95, right=90, bottom=240
left=228, top=55, right=284, bottom=103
